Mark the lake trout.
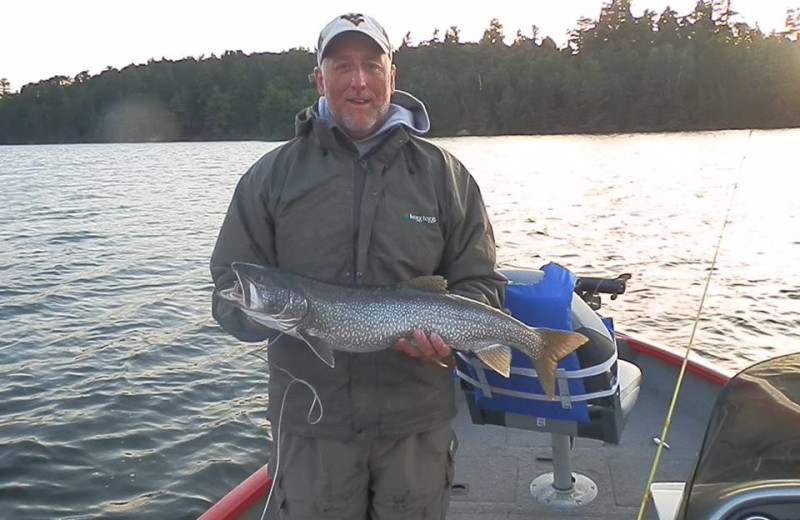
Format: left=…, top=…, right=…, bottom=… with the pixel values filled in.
left=218, top=262, right=588, bottom=399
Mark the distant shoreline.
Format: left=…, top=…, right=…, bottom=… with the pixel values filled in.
left=2, top=2, right=798, bottom=145
left=2, top=125, right=798, bottom=147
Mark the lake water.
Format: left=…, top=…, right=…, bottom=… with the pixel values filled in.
left=1, top=130, right=798, bottom=518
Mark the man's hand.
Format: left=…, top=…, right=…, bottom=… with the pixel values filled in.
left=392, top=330, right=453, bottom=367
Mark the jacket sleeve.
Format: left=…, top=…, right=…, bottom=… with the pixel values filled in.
left=209, top=160, right=280, bottom=342
left=438, top=159, right=507, bottom=309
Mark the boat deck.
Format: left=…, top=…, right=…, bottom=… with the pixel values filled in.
left=446, top=356, right=714, bottom=520
left=240, top=339, right=725, bottom=519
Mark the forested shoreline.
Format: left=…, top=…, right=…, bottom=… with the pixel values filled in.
left=1, top=0, right=798, bottom=144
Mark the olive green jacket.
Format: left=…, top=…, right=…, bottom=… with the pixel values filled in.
left=210, top=102, right=505, bottom=441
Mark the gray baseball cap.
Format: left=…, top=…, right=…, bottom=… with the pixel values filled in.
left=317, top=13, right=393, bottom=66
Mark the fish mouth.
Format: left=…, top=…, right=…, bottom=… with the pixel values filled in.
left=218, top=281, right=248, bottom=307
left=219, top=263, right=264, bottom=309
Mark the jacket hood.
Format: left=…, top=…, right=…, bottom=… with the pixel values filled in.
left=295, top=90, right=431, bottom=140
left=362, top=90, right=431, bottom=136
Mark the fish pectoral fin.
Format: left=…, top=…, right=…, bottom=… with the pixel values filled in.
left=298, top=330, right=336, bottom=368
left=474, top=344, right=513, bottom=377
left=242, top=309, right=285, bottom=330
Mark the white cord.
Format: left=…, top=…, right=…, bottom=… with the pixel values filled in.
left=258, top=363, right=323, bottom=520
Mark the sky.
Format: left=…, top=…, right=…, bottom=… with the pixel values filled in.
left=1, top=0, right=796, bottom=91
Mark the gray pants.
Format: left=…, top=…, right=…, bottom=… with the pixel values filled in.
left=272, top=424, right=457, bottom=520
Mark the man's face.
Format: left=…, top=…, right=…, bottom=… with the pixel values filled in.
left=314, top=32, right=396, bottom=140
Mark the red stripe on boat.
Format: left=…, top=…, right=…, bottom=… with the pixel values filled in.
left=617, top=332, right=731, bottom=386
left=198, top=465, right=272, bottom=520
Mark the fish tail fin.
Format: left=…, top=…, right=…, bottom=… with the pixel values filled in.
left=530, top=329, right=588, bottom=400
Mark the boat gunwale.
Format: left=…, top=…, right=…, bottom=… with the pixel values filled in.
left=617, top=331, right=734, bottom=387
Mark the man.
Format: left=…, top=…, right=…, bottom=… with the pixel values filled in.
left=210, top=12, right=505, bottom=519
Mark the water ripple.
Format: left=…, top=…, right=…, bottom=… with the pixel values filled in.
left=1, top=133, right=799, bottom=518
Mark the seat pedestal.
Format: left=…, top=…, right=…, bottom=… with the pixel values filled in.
left=529, top=433, right=598, bottom=507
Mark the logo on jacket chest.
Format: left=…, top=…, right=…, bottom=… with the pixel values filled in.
left=403, top=212, right=438, bottom=225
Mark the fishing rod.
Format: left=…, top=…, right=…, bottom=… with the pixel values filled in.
left=636, top=129, right=753, bottom=520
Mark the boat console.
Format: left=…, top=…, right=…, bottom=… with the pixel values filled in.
left=652, top=352, right=800, bottom=520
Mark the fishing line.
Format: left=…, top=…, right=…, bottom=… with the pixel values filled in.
left=252, top=357, right=323, bottom=520
left=635, top=130, right=752, bottom=520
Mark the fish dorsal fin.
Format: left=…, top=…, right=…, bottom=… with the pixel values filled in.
left=404, top=276, right=448, bottom=293
left=474, top=344, right=512, bottom=378
left=298, top=330, right=335, bottom=368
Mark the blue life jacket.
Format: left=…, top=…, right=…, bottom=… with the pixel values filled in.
left=460, top=262, right=591, bottom=423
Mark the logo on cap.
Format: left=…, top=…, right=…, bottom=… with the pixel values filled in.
left=341, top=13, right=366, bottom=26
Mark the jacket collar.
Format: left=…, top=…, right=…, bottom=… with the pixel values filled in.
left=295, top=105, right=411, bottom=169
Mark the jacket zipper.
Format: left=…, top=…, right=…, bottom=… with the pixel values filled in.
left=353, top=157, right=368, bottom=283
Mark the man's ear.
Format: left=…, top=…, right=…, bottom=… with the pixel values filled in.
left=390, top=64, right=397, bottom=94
left=313, top=67, right=325, bottom=96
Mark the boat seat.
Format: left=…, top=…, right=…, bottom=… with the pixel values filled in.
left=619, top=358, right=642, bottom=421
left=457, top=265, right=642, bottom=445
left=456, top=264, right=642, bottom=506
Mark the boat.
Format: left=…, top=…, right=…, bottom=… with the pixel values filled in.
left=198, top=265, right=799, bottom=520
